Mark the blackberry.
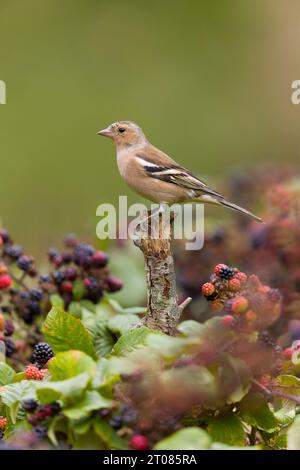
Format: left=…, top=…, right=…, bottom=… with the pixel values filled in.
left=4, top=338, right=16, bottom=357
left=106, top=276, right=123, bottom=293
left=0, top=229, right=10, bottom=243
left=29, top=288, right=43, bottom=301
left=50, top=401, right=62, bottom=415
left=0, top=430, right=3, bottom=440
left=34, top=426, right=48, bottom=439
left=33, top=342, right=53, bottom=366
left=21, top=399, right=38, bottom=412
left=63, top=267, right=77, bottom=281
left=39, top=274, right=51, bottom=283
left=109, top=415, right=123, bottom=430
left=4, top=244, right=22, bottom=259
left=61, top=252, right=72, bottom=264
left=27, top=301, right=41, bottom=316
left=20, top=290, right=30, bottom=301
left=4, top=320, right=15, bottom=337
left=52, top=271, right=65, bottom=284
left=218, top=266, right=235, bottom=280
left=48, top=248, right=60, bottom=262
left=17, top=255, right=33, bottom=271
left=64, top=233, right=78, bottom=247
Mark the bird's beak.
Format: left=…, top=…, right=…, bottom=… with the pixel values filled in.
left=97, top=127, right=113, bottom=138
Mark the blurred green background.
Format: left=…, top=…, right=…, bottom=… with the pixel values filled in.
left=0, top=0, right=299, bottom=256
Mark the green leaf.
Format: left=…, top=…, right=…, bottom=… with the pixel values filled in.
left=49, top=350, right=96, bottom=381
left=42, top=307, right=97, bottom=359
left=93, top=418, right=127, bottom=449
left=217, top=354, right=251, bottom=404
left=93, top=316, right=116, bottom=357
left=273, top=375, right=300, bottom=425
left=72, top=280, right=85, bottom=301
left=68, top=301, right=82, bottom=318
left=287, top=416, right=300, bottom=449
left=154, top=427, right=212, bottom=450
left=177, top=320, right=204, bottom=336
left=207, top=413, right=245, bottom=446
left=50, top=294, right=64, bottom=309
left=107, top=314, right=139, bottom=336
left=0, top=363, right=15, bottom=385
left=0, top=381, right=36, bottom=423
left=63, top=391, right=112, bottom=420
left=238, top=393, right=279, bottom=432
left=35, top=372, right=90, bottom=403
left=111, top=327, right=159, bottom=356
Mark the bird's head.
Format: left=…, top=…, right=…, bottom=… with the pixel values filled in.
left=97, top=121, right=146, bottom=147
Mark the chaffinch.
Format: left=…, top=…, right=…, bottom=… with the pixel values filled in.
left=97, top=121, right=262, bottom=223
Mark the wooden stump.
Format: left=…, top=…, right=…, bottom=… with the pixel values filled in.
left=133, top=207, right=191, bottom=335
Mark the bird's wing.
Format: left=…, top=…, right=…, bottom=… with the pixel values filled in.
left=135, top=148, right=223, bottom=199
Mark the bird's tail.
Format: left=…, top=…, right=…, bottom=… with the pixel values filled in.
left=218, top=198, right=263, bottom=223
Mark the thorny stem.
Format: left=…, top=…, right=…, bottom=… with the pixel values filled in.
left=252, top=379, right=300, bottom=405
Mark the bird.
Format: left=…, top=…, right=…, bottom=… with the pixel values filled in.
left=97, top=121, right=262, bottom=223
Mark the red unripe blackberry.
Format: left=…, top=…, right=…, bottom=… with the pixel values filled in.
left=259, top=374, right=271, bottom=387
left=231, top=296, right=249, bottom=314
left=201, top=282, right=215, bottom=297
left=211, top=299, right=224, bottom=312
left=0, top=274, right=12, bottom=290
left=234, top=271, right=247, bottom=283
left=221, top=315, right=236, bottom=327
left=228, top=278, right=241, bottom=292
left=248, top=274, right=261, bottom=289
left=62, top=280, right=73, bottom=293
left=245, top=310, right=257, bottom=322
left=33, top=342, right=54, bottom=366
left=129, top=434, right=150, bottom=450
left=258, top=285, right=270, bottom=295
left=282, top=347, right=293, bottom=360
left=92, top=251, right=109, bottom=268
left=0, top=236, right=3, bottom=247
left=25, top=365, right=45, bottom=381
left=63, top=267, right=77, bottom=281
left=0, top=417, right=7, bottom=430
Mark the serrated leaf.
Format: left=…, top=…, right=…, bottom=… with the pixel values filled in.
left=111, top=327, right=159, bottom=357
left=35, top=372, right=90, bottom=403
left=154, top=427, right=212, bottom=450
left=0, top=363, right=15, bottom=385
left=94, top=316, right=116, bottom=357
left=68, top=301, right=82, bottom=318
left=49, top=350, right=96, bottom=381
left=273, top=375, right=300, bottom=425
left=238, top=393, right=279, bottom=432
left=207, top=413, right=245, bottom=446
left=107, top=314, right=139, bottom=336
left=93, top=418, right=127, bottom=449
left=50, top=294, right=64, bottom=309
left=63, top=391, right=112, bottom=419
left=42, top=307, right=97, bottom=359
left=0, top=381, right=36, bottom=423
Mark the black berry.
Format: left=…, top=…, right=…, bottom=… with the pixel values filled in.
left=33, top=342, right=54, bottom=366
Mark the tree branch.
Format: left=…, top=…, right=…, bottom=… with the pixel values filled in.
left=133, top=208, right=190, bottom=335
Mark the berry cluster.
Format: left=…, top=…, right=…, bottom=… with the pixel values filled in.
left=21, top=399, right=61, bottom=438
left=0, top=229, right=123, bottom=364
left=201, top=264, right=282, bottom=331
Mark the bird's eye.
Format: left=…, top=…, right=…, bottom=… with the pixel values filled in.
left=118, top=127, right=126, bottom=134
